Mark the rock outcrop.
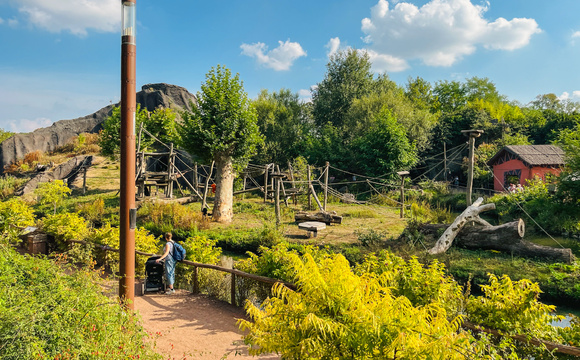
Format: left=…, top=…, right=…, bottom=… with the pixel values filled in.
left=16, top=156, right=93, bottom=196
left=0, top=83, right=197, bottom=172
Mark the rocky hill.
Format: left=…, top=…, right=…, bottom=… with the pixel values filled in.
left=0, top=83, right=196, bottom=172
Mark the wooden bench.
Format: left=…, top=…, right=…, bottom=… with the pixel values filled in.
left=298, top=221, right=326, bottom=238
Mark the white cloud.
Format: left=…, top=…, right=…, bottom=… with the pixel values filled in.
left=0, top=18, right=4, bottom=24
left=7, top=117, right=53, bottom=133
left=326, top=37, right=341, bottom=57
left=366, top=50, right=409, bottom=72
left=559, top=92, right=570, bottom=101
left=324, top=37, right=409, bottom=72
left=241, top=40, right=307, bottom=71
left=7, top=0, right=118, bottom=36
left=298, top=88, right=312, bottom=103
left=558, top=91, right=580, bottom=101
left=361, top=0, right=541, bottom=69
left=572, top=31, right=580, bottom=38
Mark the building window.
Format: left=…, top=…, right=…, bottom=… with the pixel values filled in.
left=504, top=169, right=521, bottom=188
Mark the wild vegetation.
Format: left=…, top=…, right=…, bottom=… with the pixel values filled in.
left=2, top=55, right=580, bottom=358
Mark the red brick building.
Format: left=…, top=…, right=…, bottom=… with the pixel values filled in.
left=487, top=145, right=565, bottom=192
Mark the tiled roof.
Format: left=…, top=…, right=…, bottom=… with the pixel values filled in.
left=487, top=145, right=565, bottom=167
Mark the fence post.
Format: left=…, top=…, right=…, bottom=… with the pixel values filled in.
left=264, top=164, right=269, bottom=203
left=193, top=266, right=199, bottom=294
left=324, top=162, right=329, bottom=211
left=397, top=171, right=410, bottom=218
left=230, top=273, right=236, bottom=306
left=307, top=165, right=312, bottom=211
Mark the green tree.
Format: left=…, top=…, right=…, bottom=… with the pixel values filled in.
left=34, top=180, right=71, bottom=214
left=555, top=124, right=580, bottom=204
left=311, top=49, right=374, bottom=128
left=405, top=76, right=435, bottom=112
left=99, top=105, right=178, bottom=158
left=252, top=89, right=311, bottom=165
left=351, top=108, right=418, bottom=177
left=432, top=80, right=468, bottom=114
left=345, top=90, right=436, bottom=152
left=0, top=128, right=14, bottom=144
left=464, top=76, right=505, bottom=103
left=180, top=65, right=262, bottom=223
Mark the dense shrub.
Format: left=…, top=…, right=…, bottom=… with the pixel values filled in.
left=240, top=253, right=470, bottom=359
left=0, top=245, right=161, bottom=359
left=489, top=178, right=579, bottom=234
left=466, top=274, right=561, bottom=340
left=206, top=224, right=284, bottom=253
left=239, top=249, right=580, bottom=359
left=356, top=250, right=463, bottom=316
left=0, top=198, right=35, bottom=244
left=138, top=201, right=205, bottom=237
left=87, top=223, right=160, bottom=276
left=76, top=197, right=105, bottom=226
left=41, top=212, right=89, bottom=249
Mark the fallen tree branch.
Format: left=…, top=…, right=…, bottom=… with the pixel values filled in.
left=428, top=197, right=495, bottom=255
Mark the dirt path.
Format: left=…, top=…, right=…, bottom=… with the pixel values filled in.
left=134, top=290, right=280, bottom=360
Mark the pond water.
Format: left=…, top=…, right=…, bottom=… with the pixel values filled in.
left=552, top=306, right=579, bottom=328
left=525, top=235, right=580, bottom=328
left=527, top=235, right=580, bottom=257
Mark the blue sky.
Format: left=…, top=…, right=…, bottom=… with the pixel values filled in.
left=1, top=0, right=579, bottom=133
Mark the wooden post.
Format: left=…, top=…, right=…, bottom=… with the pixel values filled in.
left=443, top=143, right=447, bottom=182
left=270, top=167, right=275, bottom=202
left=242, top=174, right=247, bottom=200
left=307, top=165, right=312, bottom=211
left=263, top=164, right=269, bottom=203
left=194, top=163, right=199, bottom=196
left=230, top=273, right=236, bottom=306
left=202, top=161, right=214, bottom=211
left=277, top=165, right=288, bottom=207
left=82, top=167, right=87, bottom=195
left=167, top=143, right=174, bottom=198
left=397, top=171, right=410, bottom=218
left=192, top=266, right=199, bottom=294
left=275, top=175, right=281, bottom=227
left=461, top=130, right=483, bottom=206
left=323, top=162, right=329, bottom=211
left=288, top=161, right=297, bottom=205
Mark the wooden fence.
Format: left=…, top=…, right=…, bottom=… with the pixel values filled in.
left=68, top=239, right=295, bottom=306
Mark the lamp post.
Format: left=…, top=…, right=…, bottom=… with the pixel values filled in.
left=119, top=0, right=137, bottom=309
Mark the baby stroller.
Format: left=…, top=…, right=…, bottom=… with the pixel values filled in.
left=143, top=255, right=166, bottom=294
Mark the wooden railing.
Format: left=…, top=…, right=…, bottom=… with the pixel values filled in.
left=68, top=239, right=296, bottom=306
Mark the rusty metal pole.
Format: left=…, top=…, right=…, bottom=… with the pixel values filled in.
left=119, top=0, right=137, bottom=309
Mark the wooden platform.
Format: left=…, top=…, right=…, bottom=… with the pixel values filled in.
left=298, top=221, right=326, bottom=238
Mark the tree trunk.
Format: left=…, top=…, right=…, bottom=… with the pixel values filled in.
left=428, top=197, right=496, bottom=254
left=295, top=211, right=342, bottom=225
left=213, top=155, right=234, bottom=223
